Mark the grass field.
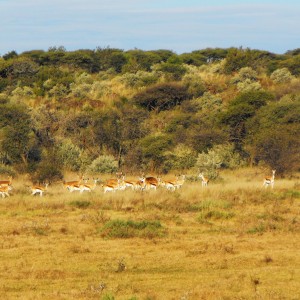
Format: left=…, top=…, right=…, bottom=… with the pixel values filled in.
left=0, top=169, right=299, bottom=299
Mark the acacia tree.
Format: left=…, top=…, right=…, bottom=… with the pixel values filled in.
left=220, top=90, right=274, bottom=151
left=0, top=103, right=33, bottom=169
left=246, top=98, right=300, bottom=173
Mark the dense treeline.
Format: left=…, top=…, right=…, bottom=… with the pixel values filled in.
left=0, top=46, right=299, bottom=182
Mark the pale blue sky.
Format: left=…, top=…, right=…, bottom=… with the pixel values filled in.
left=0, top=0, right=299, bottom=55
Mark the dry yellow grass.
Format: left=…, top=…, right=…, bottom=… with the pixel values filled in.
left=0, top=170, right=299, bottom=299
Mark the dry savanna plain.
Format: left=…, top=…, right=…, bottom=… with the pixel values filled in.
left=0, top=168, right=299, bottom=300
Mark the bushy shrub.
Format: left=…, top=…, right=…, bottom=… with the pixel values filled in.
left=231, top=67, right=258, bottom=83
left=270, top=68, right=295, bottom=83
left=0, top=164, right=16, bottom=177
left=118, top=70, right=159, bottom=88
left=70, top=83, right=92, bottom=98
left=57, top=140, right=86, bottom=172
left=133, top=82, right=190, bottom=112
left=98, top=219, right=166, bottom=239
left=196, top=143, right=245, bottom=178
left=236, top=79, right=262, bottom=92
left=88, top=155, right=118, bottom=174
left=164, top=144, right=197, bottom=171
left=32, top=161, right=63, bottom=183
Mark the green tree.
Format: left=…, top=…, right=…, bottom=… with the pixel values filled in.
left=0, top=103, right=33, bottom=168
left=220, top=90, right=274, bottom=150
left=139, top=134, right=172, bottom=172
left=246, top=98, right=300, bottom=173
left=133, top=82, right=190, bottom=112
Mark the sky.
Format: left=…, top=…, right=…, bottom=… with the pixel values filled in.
left=0, top=0, right=299, bottom=56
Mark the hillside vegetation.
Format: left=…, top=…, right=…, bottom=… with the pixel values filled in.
left=0, top=46, right=300, bottom=180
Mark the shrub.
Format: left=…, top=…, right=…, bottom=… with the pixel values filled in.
left=0, top=164, right=16, bottom=177
left=270, top=68, right=295, bottom=83
left=133, top=82, right=190, bottom=112
left=31, top=161, right=63, bottom=183
left=196, top=143, right=245, bottom=178
left=98, top=219, right=167, bottom=239
left=58, top=140, right=86, bottom=172
left=69, top=200, right=91, bottom=209
left=164, top=144, right=197, bottom=171
left=88, top=155, right=118, bottom=174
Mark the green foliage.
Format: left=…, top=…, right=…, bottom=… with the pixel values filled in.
left=119, top=70, right=160, bottom=88
left=155, top=60, right=187, bottom=81
left=0, top=103, right=33, bottom=165
left=69, top=200, right=91, bottom=209
left=196, top=143, right=244, bottom=178
left=0, top=164, right=16, bottom=177
left=139, top=134, right=172, bottom=171
left=57, top=140, right=86, bottom=172
left=270, top=68, right=295, bottom=83
left=98, top=219, right=166, bottom=239
left=246, top=98, right=300, bottom=172
left=164, top=144, right=197, bottom=171
left=32, top=160, right=63, bottom=183
left=224, top=47, right=274, bottom=74
left=220, top=90, right=274, bottom=149
left=88, top=155, right=118, bottom=174
left=133, top=82, right=190, bottom=112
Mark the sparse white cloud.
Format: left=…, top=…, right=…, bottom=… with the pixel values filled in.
left=0, top=0, right=299, bottom=55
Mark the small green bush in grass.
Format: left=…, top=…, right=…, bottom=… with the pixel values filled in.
left=197, top=210, right=235, bottom=222
left=98, top=219, right=167, bottom=239
left=69, top=200, right=91, bottom=209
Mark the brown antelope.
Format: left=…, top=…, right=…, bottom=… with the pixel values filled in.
left=198, top=173, right=209, bottom=187
left=263, top=170, right=276, bottom=188
left=0, top=176, right=13, bottom=187
left=0, top=185, right=11, bottom=198
left=102, top=181, right=120, bottom=193
left=79, top=178, right=99, bottom=193
left=161, top=180, right=176, bottom=191
left=63, top=174, right=84, bottom=191
left=31, top=183, right=49, bottom=197
left=140, top=176, right=159, bottom=190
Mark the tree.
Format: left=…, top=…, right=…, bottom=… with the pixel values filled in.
left=246, top=98, right=300, bottom=173
left=220, top=90, right=274, bottom=150
left=139, top=134, right=172, bottom=172
left=133, top=82, right=190, bottom=112
left=0, top=103, right=33, bottom=168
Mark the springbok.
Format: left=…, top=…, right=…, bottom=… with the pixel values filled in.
left=79, top=178, right=99, bottom=193
left=0, top=176, right=13, bottom=187
left=0, top=185, right=11, bottom=198
left=263, top=170, right=276, bottom=188
left=198, top=173, right=209, bottom=187
left=31, top=183, right=49, bottom=197
left=140, top=176, right=159, bottom=190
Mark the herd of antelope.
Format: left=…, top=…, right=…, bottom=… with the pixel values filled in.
left=0, top=170, right=276, bottom=198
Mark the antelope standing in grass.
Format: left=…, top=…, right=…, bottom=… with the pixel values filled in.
left=263, top=170, right=276, bottom=188
left=102, top=179, right=121, bottom=193
left=198, top=173, right=209, bottom=187
left=63, top=174, right=84, bottom=191
left=79, top=178, right=99, bottom=193
left=140, top=176, right=159, bottom=190
left=161, top=180, right=176, bottom=191
left=0, top=185, right=12, bottom=198
left=30, top=183, right=49, bottom=197
left=0, top=175, right=13, bottom=187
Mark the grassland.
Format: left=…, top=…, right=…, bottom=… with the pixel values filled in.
left=0, top=169, right=299, bottom=300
